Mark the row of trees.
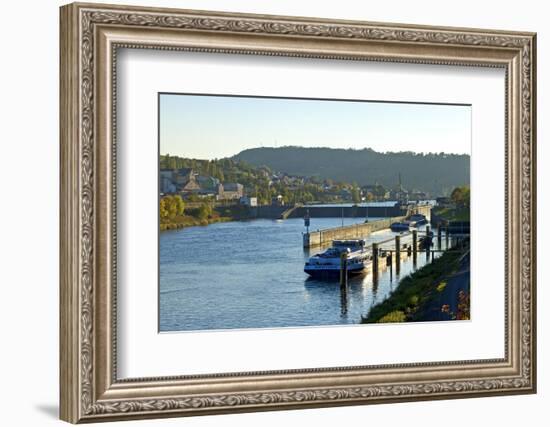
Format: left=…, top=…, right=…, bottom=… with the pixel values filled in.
left=450, top=186, right=470, bottom=208
left=159, top=195, right=184, bottom=220
left=160, top=195, right=214, bottom=223
left=160, top=154, right=265, bottom=184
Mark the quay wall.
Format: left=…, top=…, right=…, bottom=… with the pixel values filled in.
left=250, top=205, right=288, bottom=219
left=291, top=205, right=405, bottom=219
left=303, top=216, right=407, bottom=248
left=250, top=203, right=431, bottom=222
left=409, top=204, right=432, bottom=221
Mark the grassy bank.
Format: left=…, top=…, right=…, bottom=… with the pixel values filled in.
left=160, top=204, right=253, bottom=231
left=361, top=248, right=466, bottom=324
left=432, top=206, right=470, bottom=222
left=160, top=214, right=232, bottom=231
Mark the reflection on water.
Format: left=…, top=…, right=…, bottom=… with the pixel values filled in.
left=160, top=217, right=441, bottom=332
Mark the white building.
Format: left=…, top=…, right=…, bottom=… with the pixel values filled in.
left=239, top=196, right=258, bottom=207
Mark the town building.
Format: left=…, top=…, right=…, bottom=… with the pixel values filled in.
left=173, top=168, right=194, bottom=185
left=390, top=173, right=409, bottom=203
left=410, top=191, right=428, bottom=200
left=196, top=175, right=220, bottom=195
left=362, top=184, right=390, bottom=200
left=239, top=196, right=258, bottom=207
left=217, top=183, right=244, bottom=200
left=160, top=169, right=176, bottom=194
left=159, top=168, right=201, bottom=194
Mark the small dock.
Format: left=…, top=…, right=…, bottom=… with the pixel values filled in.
left=343, top=225, right=466, bottom=281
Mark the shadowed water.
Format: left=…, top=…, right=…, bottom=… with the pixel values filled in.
left=160, top=217, right=438, bottom=332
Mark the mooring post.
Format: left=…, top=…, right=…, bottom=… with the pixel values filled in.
left=426, top=225, right=431, bottom=260
left=372, top=243, right=379, bottom=281
left=395, top=235, right=401, bottom=275
left=412, top=229, right=418, bottom=265
left=437, top=224, right=442, bottom=249
left=340, top=252, right=348, bottom=289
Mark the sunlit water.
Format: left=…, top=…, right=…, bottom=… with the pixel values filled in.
left=160, top=217, right=442, bottom=332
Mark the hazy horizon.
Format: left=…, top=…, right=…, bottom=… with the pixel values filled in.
left=160, top=145, right=471, bottom=162
left=160, top=93, right=471, bottom=160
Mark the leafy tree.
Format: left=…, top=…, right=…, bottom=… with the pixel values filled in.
left=173, top=195, right=185, bottom=216
left=197, top=203, right=212, bottom=220
left=351, top=183, right=361, bottom=204
left=451, top=186, right=470, bottom=208
left=163, top=195, right=178, bottom=219
left=159, top=197, right=168, bottom=220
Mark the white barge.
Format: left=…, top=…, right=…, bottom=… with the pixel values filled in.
left=304, top=239, right=371, bottom=278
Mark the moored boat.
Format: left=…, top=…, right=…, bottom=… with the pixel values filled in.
left=304, top=239, right=371, bottom=278
left=390, top=221, right=412, bottom=232
left=409, top=213, right=427, bottom=226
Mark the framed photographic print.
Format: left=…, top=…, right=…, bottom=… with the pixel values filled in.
left=60, top=2, right=537, bottom=423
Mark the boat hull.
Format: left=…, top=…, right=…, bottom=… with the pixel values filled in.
left=304, top=238, right=370, bottom=280
left=304, top=264, right=366, bottom=278
left=390, top=223, right=411, bottom=232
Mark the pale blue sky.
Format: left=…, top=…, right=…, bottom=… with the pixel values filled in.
left=159, top=93, right=471, bottom=160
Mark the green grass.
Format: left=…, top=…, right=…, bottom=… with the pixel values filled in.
left=361, top=249, right=464, bottom=324
left=432, top=206, right=470, bottom=221
left=159, top=214, right=231, bottom=231
left=377, top=310, right=406, bottom=323
left=436, top=281, right=447, bottom=292
left=160, top=204, right=254, bottom=231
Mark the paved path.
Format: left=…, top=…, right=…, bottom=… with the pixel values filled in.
left=416, top=252, right=470, bottom=321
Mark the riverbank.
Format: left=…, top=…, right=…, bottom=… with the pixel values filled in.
left=432, top=205, right=470, bottom=222
left=361, top=245, right=470, bottom=323
left=160, top=204, right=254, bottom=231
left=160, top=214, right=232, bottom=231
left=412, top=251, right=470, bottom=321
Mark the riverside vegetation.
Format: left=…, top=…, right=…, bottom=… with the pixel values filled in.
left=159, top=195, right=225, bottom=231
left=361, top=246, right=470, bottom=324
left=432, top=185, right=471, bottom=222
left=159, top=195, right=253, bottom=231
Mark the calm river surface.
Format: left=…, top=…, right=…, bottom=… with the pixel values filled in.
left=160, top=217, right=439, bottom=332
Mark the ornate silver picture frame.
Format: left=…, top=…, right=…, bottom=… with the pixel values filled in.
left=60, top=2, right=536, bottom=423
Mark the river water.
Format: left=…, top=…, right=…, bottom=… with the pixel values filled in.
left=160, top=217, right=441, bottom=332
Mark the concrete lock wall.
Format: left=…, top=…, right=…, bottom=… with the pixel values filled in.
left=303, top=216, right=407, bottom=248
left=291, top=205, right=405, bottom=219
left=250, top=205, right=288, bottom=218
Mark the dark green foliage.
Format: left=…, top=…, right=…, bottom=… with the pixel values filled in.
left=361, top=249, right=464, bottom=323
left=233, top=146, right=470, bottom=196
left=160, top=195, right=185, bottom=220
left=450, top=185, right=471, bottom=208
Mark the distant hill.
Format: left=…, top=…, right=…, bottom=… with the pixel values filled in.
left=233, top=147, right=469, bottom=196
